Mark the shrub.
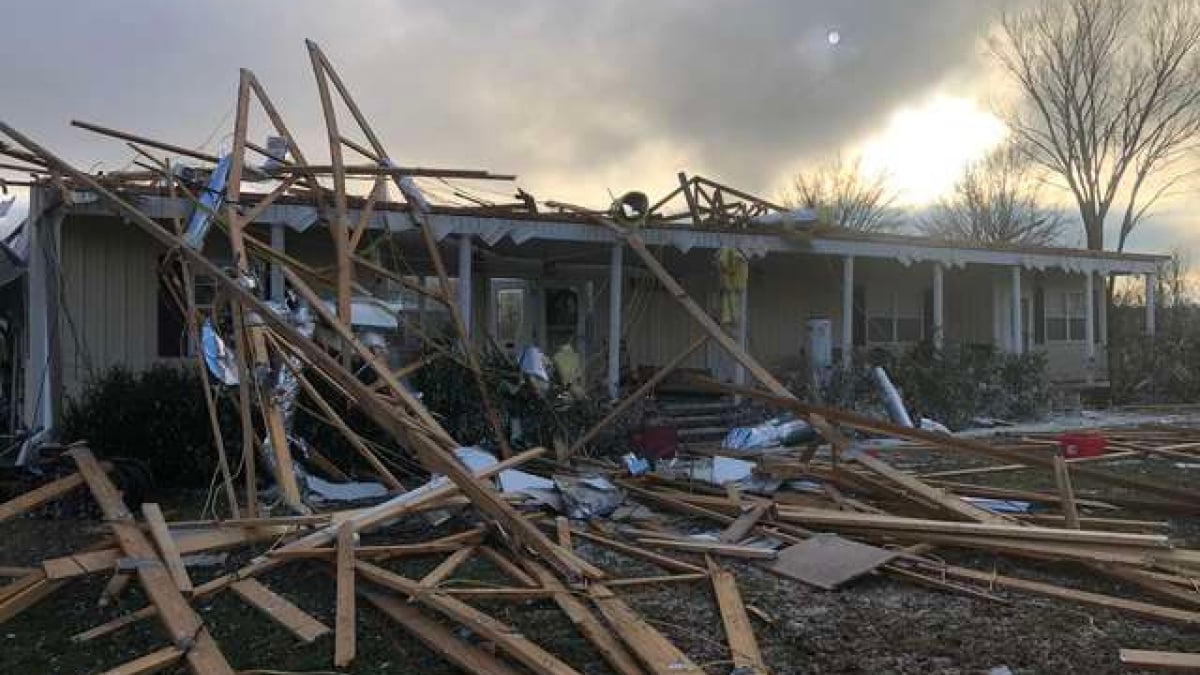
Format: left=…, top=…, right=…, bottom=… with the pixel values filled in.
left=783, top=342, right=1050, bottom=430
left=60, top=364, right=237, bottom=488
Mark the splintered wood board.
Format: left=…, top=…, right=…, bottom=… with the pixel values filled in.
left=767, top=534, right=898, bottom=590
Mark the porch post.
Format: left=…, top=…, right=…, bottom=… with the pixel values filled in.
left=1146, top=272, right=1157, bottom=336
left=1010, top=266, right=1022, bottom=355
left=734, top=269, right=750, bottom=386
left=932, top=263, right=944, bottom=349
left=607, top=242, right=623, bottom=399
left=1098, top=272, right=1108, bottom=346
left=1084, top=270, right=1096, bottom=364
left=841, top=255, right=854, bottom=366
left=457, top=234, right=473, bottom=337
left=269, top=222, right=286, bottom=302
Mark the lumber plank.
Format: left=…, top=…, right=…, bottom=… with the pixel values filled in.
left=850, top=452, right=1012, bottom=524
left=359, top=587, right=524, bottom=675
left=522, top=559, right=645, bottom=675
left=73, top=606, right=158, bottom=642
left=719, top=502, right=771, bottom=544
left=636, top=538, right=777, bottom=560
left=774, top=508, right=1169, bottom=548
left=97, top=646, right=183, bottom=675
left=230, top=579, right=330, bottom=643
left=0, top=573, right=64, bottom=624
left=335, top=522, right=357, bottom=668
left=356, top=561, right=583, bottom=675
left=420, top=546, right=476, bottom=588
left=918, top=561, right=1200, bottom=625
left=1119, top=648, right=1200, bottom=671
left=477, top=546, right=540, bottom=588
left=706, top=557, right=767, bottom=675
left=141, top=504, right=193, bottom=593
left=69, top=448, right=235, bottom=675
left=604, top=574, right=711, bottom=588
left=589, top=584, right=704, bottom=675
left=556, top=516, right=573, bottom=548
left=0, top=467, right=105, bottom=524
left=1052, top=453, right=1081, bottom=529
left=570, top=529, right=707, bottom=574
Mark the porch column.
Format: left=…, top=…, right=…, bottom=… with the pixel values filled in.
left=1146, top=272, right=1157, bottom=336
left=457, top=234, right=473, bottom=337
left=734, top=269, right=750, bottom=386
left=841, top=255, right=854, bottom=366
left=932, top=263, right=944, bottom=349
left=1010, top=266, right=1022, bottom=355
left=1084, top=271, right=1096, bottom=364
left=269, top=222, right=286, bottom=302
left=607, top=242, right=623, bottom=399
left=1098, top=272, right=1108, bottom=346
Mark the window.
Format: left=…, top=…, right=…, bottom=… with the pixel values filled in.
left=1046, top=291, right=1086, bottom=341
left=866, top=291, right=923, bottom=344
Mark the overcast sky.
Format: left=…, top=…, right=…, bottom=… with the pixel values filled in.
left=0, top=0, right=1194, bottom=257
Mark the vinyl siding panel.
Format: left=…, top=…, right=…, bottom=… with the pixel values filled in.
left=58, top=216, right=162, bottom=400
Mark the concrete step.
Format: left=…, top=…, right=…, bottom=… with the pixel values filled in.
left=658, top=400, right=734, bottom=415
left=677, top=426, right=728, bottom=440
left=665, top=413, right=727, bottom=427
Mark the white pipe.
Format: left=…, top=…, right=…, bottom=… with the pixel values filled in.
left=1146, top=273, right=1157, bottom=336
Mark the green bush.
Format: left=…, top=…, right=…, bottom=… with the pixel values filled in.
left=789, top=342, right=1050, bottom=430
left=60, top=364, right=237, bottom=488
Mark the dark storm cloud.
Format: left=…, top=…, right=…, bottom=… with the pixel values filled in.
left=0, top=0, right=1006, bottom=202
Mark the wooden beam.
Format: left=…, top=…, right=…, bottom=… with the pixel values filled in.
left=719, top=502, right=771, bottom=544
left=774, top=508, right=1169, bottom=548
left=1119, top=648, right=1200, bottom=671
left=589, top=584, right=704, bottom=675
left=358, top=587, right=524, bottom=675
left=420, top=546, right=476, bottom=588
left=636, top=538, right=777, bottom=560
left=335, top=522, right=357, bottom=668
left=356, top=561, right=583, bottom=675
left=73, top=606, right=159, bottom=642
left=69, top=448, right=235, bottom=675
left=850, top=451, right=1013, bottom=524
left=522, top=559, right=645, bottom=675
left=0, top=468, right=105, bottom=524
left=706, top=557, right=766, bottom=675
left=141, top=504, right=193, bottom=594
left=1053, top=453, right=1082, bottom=529
left=97, top=646, right=183, bottom=675
left=230, top=579, right=330, bottom=643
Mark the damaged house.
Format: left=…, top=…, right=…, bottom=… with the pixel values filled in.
left=6, top=168, right=1166, bottom=440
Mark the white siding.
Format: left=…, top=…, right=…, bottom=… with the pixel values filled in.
left=58, top=217, right=163, bottom=399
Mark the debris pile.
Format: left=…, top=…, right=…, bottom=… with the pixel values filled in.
left=3, top=42, right=1200, bottom=674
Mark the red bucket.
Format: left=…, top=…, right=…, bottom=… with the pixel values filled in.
left=1057, top=432, right=1107, bottom=458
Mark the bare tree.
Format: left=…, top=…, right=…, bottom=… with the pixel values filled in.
left=921, top=143, right=1069, bottom=246
left=993, top=0, right=1200, bottom=251
left=788, top=155, right=901, bottom=232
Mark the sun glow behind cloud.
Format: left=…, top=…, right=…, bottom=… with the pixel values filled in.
left=857, top=95, right=1007, bottom=205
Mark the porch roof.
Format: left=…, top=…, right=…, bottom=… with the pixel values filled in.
left=71, top=190, right=1167, bottom=276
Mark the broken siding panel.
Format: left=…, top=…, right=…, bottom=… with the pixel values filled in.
left=58, top=217, right=162, bottom=400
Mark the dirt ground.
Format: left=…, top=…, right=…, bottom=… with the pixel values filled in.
left=4, top=447, right=1200, bottom=674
